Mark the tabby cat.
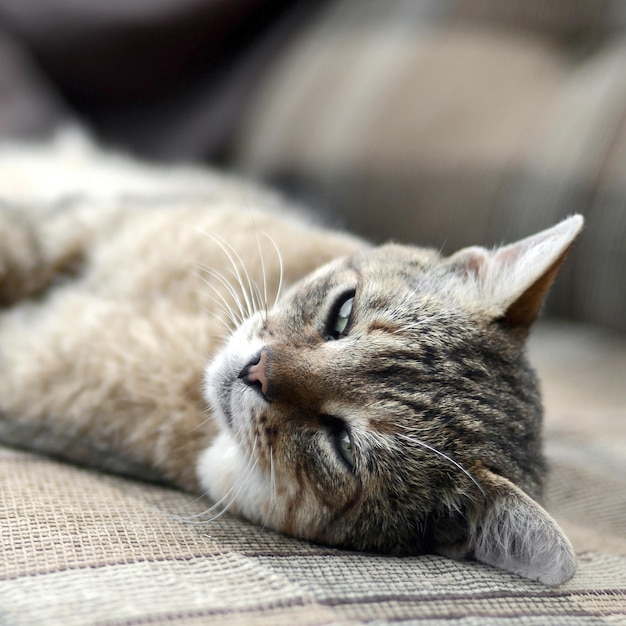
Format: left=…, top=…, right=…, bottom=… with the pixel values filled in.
left=0, top=136, right=580, bottom=586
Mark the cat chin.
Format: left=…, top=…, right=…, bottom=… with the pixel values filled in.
left=196, top=431, right=275, bottom=529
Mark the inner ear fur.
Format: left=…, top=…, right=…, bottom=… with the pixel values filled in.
left=445, top=215, right=584, bottom=332
left=499, top=243, right=575, bottom=330
left=466, top=469, right=576, bottom=585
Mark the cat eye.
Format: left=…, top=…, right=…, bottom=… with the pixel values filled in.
left=319, top=414, right=355, bottom=471
left=337, top=429, right=354, bottom=469
left=326, top=290, right=355, bottom=339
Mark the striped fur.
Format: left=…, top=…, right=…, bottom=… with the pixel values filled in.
left=201, top=218, right=582, bottom=585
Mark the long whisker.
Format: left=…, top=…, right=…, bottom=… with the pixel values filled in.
left=210, top=234, right=260, bottom=317
left=195, top=230, right=256, bottom=317
left=395, top=433, right=485, bottom=498
left=197, top=447, right=261, bottom=525
left=223, top=266, right=254, bottom=316
left=243, top=208, right=270, bottom=321
left=194, top=286, right=242, bottom=331
left=220, top=240, right=261, bottom=316
left=391, top=312, right=452, bottom=335
left=193, top=265, right=247, bottom=324
left=389, top=422, right=435, bottom=436
left=247, top=279, right=265, bottom=320
left=255, top=233, right=269, bottom=321
left=175, top=436, right=260, bottom=524
left=260, top=232, right=284, bottom=308
left=174, top=417, right=257, bottom=522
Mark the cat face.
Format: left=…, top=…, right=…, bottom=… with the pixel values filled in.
left=199, top=216, right=583, bottom=585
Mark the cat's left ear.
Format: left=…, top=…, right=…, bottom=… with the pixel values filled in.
left=446, top=215, right=584, bottom=331
left=466, top=469, right=576, bottom=585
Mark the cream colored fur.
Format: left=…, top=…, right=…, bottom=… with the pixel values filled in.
left=0, top=131, right=365, bottom=491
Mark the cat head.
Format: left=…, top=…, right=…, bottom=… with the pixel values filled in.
left=199, top=215, right=583, bottom=585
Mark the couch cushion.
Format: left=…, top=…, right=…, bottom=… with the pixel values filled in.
left=529, top=322, right=626, bottom=557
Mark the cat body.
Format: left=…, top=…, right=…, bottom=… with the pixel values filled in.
left=0, top=135, right=581, bottom=585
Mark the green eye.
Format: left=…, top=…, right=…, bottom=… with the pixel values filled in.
left=337, top=429, right=354, bottom=469
left=333, top=296, right=354, bottom=336
left=319, top=414, right=355, bottom=471
left=325, top=290, right=356, bottom=340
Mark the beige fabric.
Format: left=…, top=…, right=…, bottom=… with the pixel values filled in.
left=531, top=323, right=626, bottom=559
left=0, top=321, right=624, bottom=624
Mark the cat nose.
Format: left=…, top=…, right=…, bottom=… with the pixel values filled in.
left=238, top=350, right=269, bottom=400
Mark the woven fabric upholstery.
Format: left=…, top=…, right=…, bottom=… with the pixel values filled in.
left=232, top=0, right=626, bottom=333
left=0, top=322, right=624, bottom=625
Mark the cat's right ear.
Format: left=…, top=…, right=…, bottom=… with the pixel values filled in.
left=445, top=215, right=584, bottom=332
left=467, top=469, right=576, bottom=586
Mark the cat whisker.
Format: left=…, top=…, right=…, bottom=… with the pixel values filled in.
left=248, top=279, right=265, bottom=319
left=195, top=290, right=241, bottom=333
left=211, top=234, right=259, bottom=317
left=392, top=312, right=451, bottom=335
left=176, top=436, right=260, bottom=524
left=189, top=409, right=219, bottom=433
left=238, top=204, right=268, bottom=318
left=222, top=264, right=263, bottom=319
left=259, top=231, right=284, bottom=308
left=193, top=265, right=247, bottom=325
left=254, top=232, right=269, bottom=321
left=391, top=422, right=435, bottom=435
left=395, top=433, right=485, bottom=499
left=172, top=474, right=239, bottom=522
left=195, top=265, right=246, bottom=320
left=195, top=230, right=257, bottom=318
left=222, top=265, right=257, bottom=318
left=198, top=439, right=262, bottom=525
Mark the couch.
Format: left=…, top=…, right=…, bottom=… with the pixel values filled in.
left=0, top=1, right=625, bottom=623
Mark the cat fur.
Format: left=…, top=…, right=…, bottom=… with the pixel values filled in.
left=0, top=133, right=581, bottom=585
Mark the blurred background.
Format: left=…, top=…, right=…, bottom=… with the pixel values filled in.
left=0, top=0, right=625, bottom=334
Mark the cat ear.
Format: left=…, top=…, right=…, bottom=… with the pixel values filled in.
left=446, top=215, right=584, bottom=330
left=469, top=469, right=576, bottom=585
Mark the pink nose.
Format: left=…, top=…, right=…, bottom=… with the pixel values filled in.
left=238, top=350, right=269, bottom=399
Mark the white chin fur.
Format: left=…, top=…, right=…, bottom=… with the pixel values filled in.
left=196, top=431, right=274, bottom=528
left=197, top=431, right=240, bottom=508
